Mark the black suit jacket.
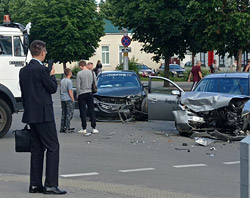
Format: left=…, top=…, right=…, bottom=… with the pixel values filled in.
left=19, top=59, right=57, bottom=124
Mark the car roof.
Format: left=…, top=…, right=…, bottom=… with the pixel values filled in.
left=204, top=72, right=250, bottom=79
left=100, top=70, right=137, bottom=75
left=161, top=64, right=180, bottom=66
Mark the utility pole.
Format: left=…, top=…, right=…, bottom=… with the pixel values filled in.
left=121, top=28, right=131, bottom=70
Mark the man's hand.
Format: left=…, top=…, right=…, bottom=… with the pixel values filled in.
left=50, top=65, right=55, bottom=76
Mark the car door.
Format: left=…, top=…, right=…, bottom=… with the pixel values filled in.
left=148, top=76, right=184, bottom=121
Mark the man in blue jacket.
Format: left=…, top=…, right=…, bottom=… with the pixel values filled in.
left=19, top=40, right=66, bottom=195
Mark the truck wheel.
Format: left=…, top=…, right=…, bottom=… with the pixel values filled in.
left=0, top=99, right=12, bottom=138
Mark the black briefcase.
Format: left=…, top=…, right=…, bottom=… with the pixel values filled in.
left=14, top=125, right=31, bottom=152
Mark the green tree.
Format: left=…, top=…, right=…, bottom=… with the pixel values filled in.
left=187, top=0, right=250, bottom=71
left=9, top=0, right=105, bottom=69
left=103, top=0, right=188, bottom=80
left=0, top=0, right=11, bottom=19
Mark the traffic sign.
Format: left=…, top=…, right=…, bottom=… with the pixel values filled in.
left=121, top=36, right=131, bottom=47
left=121, top=47, right=131, bottom=53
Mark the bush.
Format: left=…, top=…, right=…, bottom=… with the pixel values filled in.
left=71, top=65, right=81, bottom=76
left=116, top=56, right=139, bottom=73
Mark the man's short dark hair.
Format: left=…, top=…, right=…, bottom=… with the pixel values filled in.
left=30, top=40, right=46, bottom=57
left=79, top=60, right=86, bottom=67
left=64, top=68, right=71, bottom=76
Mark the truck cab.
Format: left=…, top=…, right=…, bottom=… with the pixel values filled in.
left=0, top=15, right=31, bottom=138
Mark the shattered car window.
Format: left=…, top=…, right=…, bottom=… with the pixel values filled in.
left=97, top=73, right=140, bottom=88
left=194, top=78, right=249, bottom=95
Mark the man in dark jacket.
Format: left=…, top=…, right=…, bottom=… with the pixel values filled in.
left=19, top=40, right=66, bottom=194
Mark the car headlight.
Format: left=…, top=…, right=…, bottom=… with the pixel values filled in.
left=172, top=71, right=177, bottom=74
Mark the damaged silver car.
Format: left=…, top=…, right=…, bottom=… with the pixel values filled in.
left=148, top=73, right=250, bottom=140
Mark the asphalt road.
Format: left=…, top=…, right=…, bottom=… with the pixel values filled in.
left=0, top=83, right=241, bottom=198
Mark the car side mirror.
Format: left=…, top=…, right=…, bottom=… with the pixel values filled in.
left=172, top=90, right=181, bottom=96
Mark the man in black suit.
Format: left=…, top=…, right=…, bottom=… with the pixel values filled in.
left=19, top=40, right=66, bottom=195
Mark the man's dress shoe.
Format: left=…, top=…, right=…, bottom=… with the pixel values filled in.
left=29, top=185, right=44, bottom=193
left=43, top=186, right=67, bottom=195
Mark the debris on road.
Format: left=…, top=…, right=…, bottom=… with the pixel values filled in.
left=175, top=148, right=190, bottom=152
left=195, top=137, right=216, bottom=146
left=206, top=153, right=216, bottom=157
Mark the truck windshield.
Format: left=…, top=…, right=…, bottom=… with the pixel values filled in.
left=0, top=36, right=12, bottom=55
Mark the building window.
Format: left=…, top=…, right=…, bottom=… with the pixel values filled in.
left=102, top=46, right=110, bottom=65
left=119, top=46, right=124, bottom=64
left=200, top=53, right=205, bottom=66
left=219, top=55, right=225, bottom=67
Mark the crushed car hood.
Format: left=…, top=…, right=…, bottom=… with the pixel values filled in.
left=95, top=87, right=142, bottom=98
left=181, top=92, right=250, bottom=112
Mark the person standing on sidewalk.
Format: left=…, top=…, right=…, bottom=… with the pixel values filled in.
left=60, top=68, right=75, bottom=133
left=77, top=60, right=99, bottom=135
left=244, top=60, right=250, bottom=72
left=19, top=40, right=66, bottom=194
left=188, top=60, right=203, bottom=90
left=93, top=60, right=102, bottom=76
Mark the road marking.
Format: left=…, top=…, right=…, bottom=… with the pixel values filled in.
left=223, top=161, right=240, bottom=165
left=60, top=172, right=99, bottom=178
left=118, top=168, right=155, bottom=173
left=173, top=164, right=207, bottom=168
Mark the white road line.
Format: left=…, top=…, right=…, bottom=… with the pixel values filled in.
left=118, top=168, right=155, bottom=173
left=173, top=164, right=207, bottom=168
left=60, top=172, right=99, bottom=178
left=223, top=161, right=240, bottom=165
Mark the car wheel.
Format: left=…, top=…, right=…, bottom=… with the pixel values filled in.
left=0, top=99, right=12, bottom=138
left=175, top=121, right=191, bottom=137
left=141, top=97, right=148, bottom=113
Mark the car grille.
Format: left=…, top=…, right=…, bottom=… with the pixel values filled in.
left=98, top=102, right=120, bottom=112
left=96, top=97, right=127, bottom=104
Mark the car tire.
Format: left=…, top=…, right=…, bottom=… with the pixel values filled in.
left=141, top=97, right=148, bottom=113
left=0, top=99, right=12, bottom=138
left=175, top=121, right=191, bottom=137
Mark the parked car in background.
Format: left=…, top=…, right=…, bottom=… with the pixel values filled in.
left=136, top=64, right=155, bottom=77
left=94, top=71, right=148, bottom=121
left=147, top=73, right=250, bottom=140
left=156, top=64, right=185, bottom=77
left=184, top=61, right=192, bottom=67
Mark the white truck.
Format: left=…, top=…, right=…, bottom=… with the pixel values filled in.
left=0, top=15, right=31, bottom=138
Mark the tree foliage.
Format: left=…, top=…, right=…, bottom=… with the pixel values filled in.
left=5, top=0, right=105, bottom=68
left=103, top=0, right=189, bottom=78
left=0, top=0, right=11, bottom=18
left=187, top=0, right=250, bottom=70
left=104, top=0, right=250, bottom=72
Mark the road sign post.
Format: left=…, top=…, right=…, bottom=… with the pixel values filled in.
left=121, top=35, right=131, bottom=70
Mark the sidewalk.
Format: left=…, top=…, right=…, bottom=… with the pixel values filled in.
left=0, top=174, right=217, bottom=198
